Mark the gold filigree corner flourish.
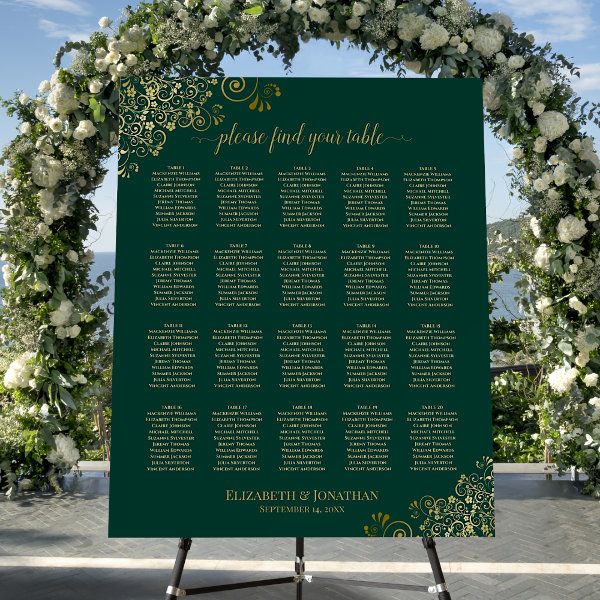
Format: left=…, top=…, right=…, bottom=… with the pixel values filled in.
left=118, top=76, right=222, bottom=178
left=118, top=76, right=282, bottom=177
left=364, top=457, right=495, bottom=538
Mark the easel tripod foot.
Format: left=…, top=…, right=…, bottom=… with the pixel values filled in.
left=164, top=536, right=451, bottom=599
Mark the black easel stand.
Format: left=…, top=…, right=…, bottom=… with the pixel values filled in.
left=165, top=536, right=450, bottom=599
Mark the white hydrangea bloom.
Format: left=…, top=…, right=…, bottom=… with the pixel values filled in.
left=557, top=215, right=587, bottom=244
left=47, top=434, right=80, bottom=468
left=397, top=13, right=430, bottom=41
left=548, top=366, right=579, bottom=394
left=472, top=26, right=504, bottom=58
left=4, top=352, right=36, bottom=390
left=48, top=83, right=79, bottom=115
left=420, top=23, right=450, bottom=50
left=489, top=12, right=513, bottom=30
left=31, top=155, right=64, bottom=189
left=537, top=111, right=569, bottom=141
left=508, top=55, right=525, bottom=69
left=584, top=373, right=598, bottom=387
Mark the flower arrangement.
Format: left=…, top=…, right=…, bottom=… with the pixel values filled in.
left=0, top=0, right=599, bottom=496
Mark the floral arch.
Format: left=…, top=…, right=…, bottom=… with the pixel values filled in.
left=1, top=0, right=600, bottom=498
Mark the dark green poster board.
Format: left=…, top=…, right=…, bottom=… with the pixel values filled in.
left=109, top=77, right=493, bottom=538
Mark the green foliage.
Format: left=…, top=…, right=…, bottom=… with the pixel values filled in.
left=492, top=371, right=546, bottom=462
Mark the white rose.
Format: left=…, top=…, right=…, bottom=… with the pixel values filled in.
left=292, top=0, right=309, bottom=13
left=547, top=366, right=579, bottom=394
left=20, top=122, right=32, bottom=135
left=73, top=120, right=97, bottom=141
left=508, top=55, right=525, bottom=70
left=4, top=352, right=36, bottom=390
left=533, top=244, right=552, bottom=270
left=420, top=23, right=450, bottom=51
left=67, top=325, right=81, bottom=338
left=482, top=77, right=501, bottom=111
left=531, top=102, right=545, bottom=116
left=38, top=80, right=51, bottom=93
left=31, top=155, right=64, bottom=188
left=457, top=42, right=468, bottom=54
left=557, top=215, right=587, bottom=244
left=463, top=28, right=475, bottom=42
left=472, top=26, right=504, bottom=58
left=530, top=216, right=542, bottom=238
left=73, top=374, right=88, bottom=385
left=569, top=296, right=588, bottom=315
left=352, top=2, right=367, bottom=17
left=584, top=373, right=598, bottom=387
left=535, top=296, right=553, bottom=315
left=125, top=54, right=138, bottom=66
left=275, top=0, right=291, bottom=11
left=94, top=58, right=108, bottom=72
left=105, top=50, right=120, bottom=64
left=66, top=250, right=79, bottom=263
left=533, top=178, right=549, bottom=193
left=533, top=136, right=547, bottom=154
left=48, top=83, right=79, bottom=115
left=99, top=17, right=112, bottom=28
left=88, top=80, right=103, bottom=94
left=533, top=71, right=553, bottom=99
left=346, top=17, right=361, bottom=29
left=56, top=326, right=68, bottom=340
left=19, top=93, right=29, bottom=105
left=308, top=6, right=330, bottom=23
left=49, top=299, right=74, bottom=327
left=537, top=111, right=569, bottom=142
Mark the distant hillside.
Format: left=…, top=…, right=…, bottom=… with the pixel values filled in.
left=487, top=218, right=523, bottom=256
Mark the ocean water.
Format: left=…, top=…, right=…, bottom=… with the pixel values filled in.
left=490, top=269, right=522, bottom=320
left=0, top=254, right=521, bottom=332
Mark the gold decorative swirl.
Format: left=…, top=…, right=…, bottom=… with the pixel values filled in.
left=364, top=512, right=413, bottom=537
left=118, top=76, right=281, bottom=177
left=221, top=78, right=281, bottom=112
left=364, top=457, right=495, bottom=538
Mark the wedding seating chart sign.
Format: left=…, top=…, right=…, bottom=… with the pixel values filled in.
left=109, top=77, right=493, bottom=538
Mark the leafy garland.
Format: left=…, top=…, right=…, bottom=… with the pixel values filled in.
left=0, top=0, right=599, bottom=497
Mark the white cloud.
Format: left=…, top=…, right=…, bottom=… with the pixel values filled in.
left=481, top=0, right=595, bottom=42
left=11, top=0, right=90, bottom=16
left=573, top=63, right=600, bottom=92
left=38, top=18, right=90, bottom=41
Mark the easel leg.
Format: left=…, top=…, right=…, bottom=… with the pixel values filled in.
left=422, top=538, right=451, bottom=600
left=295, top=537, right=304, bottom=600
left=165, top=537, right=192, bottom=600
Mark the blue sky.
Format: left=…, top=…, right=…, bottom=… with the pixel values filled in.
left=0, top=0, right=599, bottom=251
